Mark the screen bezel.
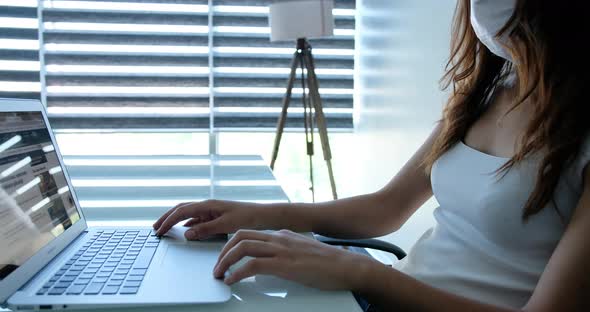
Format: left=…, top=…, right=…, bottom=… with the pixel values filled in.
left=0, top=98, right=88, bottom=305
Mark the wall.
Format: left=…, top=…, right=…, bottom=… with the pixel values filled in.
left=345, top=0, right=457, bottom=254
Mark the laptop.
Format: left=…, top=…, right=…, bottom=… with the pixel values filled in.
left=0, top=98, right=231, bottom=310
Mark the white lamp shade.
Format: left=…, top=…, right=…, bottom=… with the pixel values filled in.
left=269, top=0, right=334, bottom=42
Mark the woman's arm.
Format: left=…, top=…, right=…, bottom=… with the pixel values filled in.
left=155, top=125, right=439, bottom=240
left=275, top=125, right=440, bottom=239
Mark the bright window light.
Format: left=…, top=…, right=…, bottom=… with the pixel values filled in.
left=43, top=1, right=209, bottom=13
left=0, top=39, right=39, bottom=50
left=213, top=6, right=268, bottom=14
left=214, top=47, right=292, bottom=55
left=46, top=64, right=209, bottom=75
left=42, top=145, right=55, bottom=153
left=0, top=82, right=41, bottom=92
left=215, top=160, right=266, bottom=166
left=214, top=67, right=353, bottom=77
left=1, top=0, right=37, bottom=7
left=334, top=29, right=355, bottom=36
left=63, top=158, right=211, bottom=166
left=215, top=180, right=278, bottom=186
left=213, top=47, right=354, bottom=57
left=71, top=178, right=211, bottom=187
left=47, top=106, right=210, bottom=116
left=0, top=17, right=38, bottom=29
left=15, top=177, right=41, bottom=196
left=48, top=166, right=62, bottom=175
left=79, top=199, right=207, bottom=208
left=1, top=156, right=31, bottom=177
left=333, top=9, right=355, bottom=17
left=0, top=135, right=22, bottom=154
left=215, top=26, right=353, bottom=38
left=44, top=22, right=209, bottom=34
left=79, top=199, right=286, bottom=208
left=0, top=61, right=40, bottom=71
left=213, top=6, right=355, bottom=17
left=46, top=86, right=210, bottom=96
left=214, top=87, right=353, bottom=95
left=58, top=186, right=70, bottom=194
left=47, top=106, right=209, bottom=117
left=29, top=197, right=51, bottom=213
left=310, top=48, right=355, bottom=56
left=214, top=26, right=269, bottom=34
left=216, top=107, right=353, bottom=114
left=45, top=43, right=209, bottom=54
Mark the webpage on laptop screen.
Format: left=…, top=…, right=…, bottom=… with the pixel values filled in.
left=0, top=111, right=80, bottom=281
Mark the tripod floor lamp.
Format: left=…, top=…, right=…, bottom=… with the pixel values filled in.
left=268, top=0, right=338, bottom=201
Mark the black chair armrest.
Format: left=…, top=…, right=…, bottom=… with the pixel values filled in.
left=315, top=235, right=407, bottom=260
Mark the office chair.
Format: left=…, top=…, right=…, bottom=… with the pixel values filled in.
left=315, top=235, right=407, bottom=260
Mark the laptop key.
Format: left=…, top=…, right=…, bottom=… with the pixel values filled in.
left=101, top=285, right=120, bottom=295
left=94, top=277, right=108, bottom=283
left=43, top=281, right=55, bottom=288
left=106, top=279, right=123, bottom=286
left=123, top=280, right=141, bottom=288
left=36, top=287, right=50, bottom=295
left=126, top=275, right=143, bottom=282
left=119, top=286, right=139, bottom=295
left=110, top=274, right=126, bottom=281
left=74, top=278, right=91, bottom=285
left=129, top=268, right=147, bottom=276
left=48, top=287, right=67, bottom=295
left=84, top=282, right=105, bottom=295
left=66, top=284, right=86, bottom=295
left=133, top=247, right=157, bottom=269
left=55, top=281, right=72, bottom=288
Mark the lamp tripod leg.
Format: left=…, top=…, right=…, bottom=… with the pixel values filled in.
left=302, top=49, right=338, bottom=200
left=270, top=50, right=300, bottom=170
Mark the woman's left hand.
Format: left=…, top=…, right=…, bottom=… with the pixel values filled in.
left=213, top=229, right=379, bottom=291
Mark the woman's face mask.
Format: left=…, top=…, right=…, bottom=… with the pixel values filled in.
left=470, top=0, right=516, bottom=62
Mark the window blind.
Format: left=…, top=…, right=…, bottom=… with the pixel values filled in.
left=0, top=0, right=41, bottom=101
left=3, top=0, right=355, bottom=131
left=41, top=0, right=211, bottom=130
left=211, top=0, right=355, bottom=130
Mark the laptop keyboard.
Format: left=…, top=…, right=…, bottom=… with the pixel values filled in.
left=36, top=229, right=160, bottom=296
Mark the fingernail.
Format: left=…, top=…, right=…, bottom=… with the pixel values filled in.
left=186, top=230, right=196, bottom=239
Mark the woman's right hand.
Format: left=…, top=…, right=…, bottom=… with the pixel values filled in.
left=152, top=199, right=276, bottom=240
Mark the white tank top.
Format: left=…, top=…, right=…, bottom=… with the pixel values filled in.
left=394, top=139, right=590, bottom=308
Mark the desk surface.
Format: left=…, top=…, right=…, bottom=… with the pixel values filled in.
left=6, top=155, right=361, bottom=312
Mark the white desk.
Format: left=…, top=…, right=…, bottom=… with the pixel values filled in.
left=4, top=155, right=362, bottom=311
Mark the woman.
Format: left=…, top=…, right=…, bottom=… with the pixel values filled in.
left=154, top=0, right=590, bottom=310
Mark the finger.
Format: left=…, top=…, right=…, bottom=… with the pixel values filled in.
left=214, top=240, right=278, bottom=279
left=185, top=218, right=231, bottom=240
left=156, top=203, right=205, bottom=236
left=217, top=230, right=273, bottom=263
left=223, top=258, right=278, bottom=285
left=183, top=217, right=201, bottom=227
left=153, top=202, right=190, bottom=229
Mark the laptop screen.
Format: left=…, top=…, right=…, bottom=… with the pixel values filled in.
left=0, top=111, right=81, bottom=281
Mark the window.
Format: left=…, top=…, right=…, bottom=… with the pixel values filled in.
left=2, top=0, right=356, bottom=204
left=0, top=0, right=41, bottom=100
left=33, top=0, right=356, bottom=133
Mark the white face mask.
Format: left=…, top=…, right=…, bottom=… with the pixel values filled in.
left=470, top=0, right=516, bottom=62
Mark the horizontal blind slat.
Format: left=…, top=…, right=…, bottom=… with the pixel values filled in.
left=0, top=4, right=40, bottom=101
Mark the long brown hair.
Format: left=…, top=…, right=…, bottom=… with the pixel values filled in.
left=423, top=0, right=590, bottom=221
